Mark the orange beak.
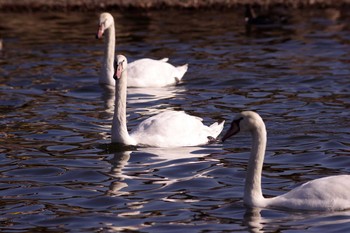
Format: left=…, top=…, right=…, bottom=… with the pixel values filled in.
left=114, top=62, right=123, bottom=80
left=96, top=24, right=105, bottom=39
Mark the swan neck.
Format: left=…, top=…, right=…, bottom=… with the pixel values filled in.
left=112, top=70, right=134, bottom=145
left=244, top=123, right=267, bottom=207
left=101, top=24, right=115, bottom=85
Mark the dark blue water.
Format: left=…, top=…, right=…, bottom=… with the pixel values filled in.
left=0, top=8, right=350, bottom=232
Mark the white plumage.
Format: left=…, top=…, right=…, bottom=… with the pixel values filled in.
left=222, top=111, right=350, bottom=211
left=97, top=13, right=188, bottom=87
left=268, top=175, right=350, bottom=210
left=130, top=111, right=224, bottom=147
left=126, top=58, right=188, bottom=87
left=112, top=55, right=224, bottom=148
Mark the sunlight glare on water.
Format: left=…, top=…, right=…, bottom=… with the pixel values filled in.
left=0, top=8, right=350, bottom=232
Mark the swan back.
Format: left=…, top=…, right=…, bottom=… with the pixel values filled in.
left=268, top=175, right=350, bottom=211
left=130, top=111, right=224, bottom=148
left=127, top=58, right=188, bottom=87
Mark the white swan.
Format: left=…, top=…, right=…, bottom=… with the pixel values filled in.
left=112, top=54, right=224, bottom=148
left=222, top=111, right=350, bottom=211
left=96, top=12, right=188, bottom=87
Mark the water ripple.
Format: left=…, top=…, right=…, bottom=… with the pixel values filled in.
left=1, top=8, right=349, bottom=232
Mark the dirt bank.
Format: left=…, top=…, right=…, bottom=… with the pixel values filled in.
left=0, top=0, right=349, bottom=11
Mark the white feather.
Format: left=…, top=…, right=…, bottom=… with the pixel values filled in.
left=97, top=13, right=188, bottom=87
left=112, top=55, right=224, bottom=148
left=223, top=111, right=350, bottom=211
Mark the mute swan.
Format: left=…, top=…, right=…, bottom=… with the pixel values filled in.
left=222, top=111, right=350, bottom=211
left=96, top=12, right=188, bottom=87
left=112, top=54, right=224, bottom=147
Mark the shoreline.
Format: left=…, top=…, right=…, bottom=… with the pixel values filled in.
left=1, top=0, right=350, bottom=11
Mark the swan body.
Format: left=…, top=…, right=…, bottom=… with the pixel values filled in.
left=112, top=54, right=224, bottom=148
left=97, top=12, right=188, bottom=87
left=222, top=111, right=350, bottom=211
left=126, top=58, right=188, bottom=87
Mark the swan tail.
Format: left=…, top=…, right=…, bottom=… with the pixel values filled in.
left=175, top=64, right=188, bottom=82
left=159, top=57, right=169, bottom=62
left=209, top=120, right=225, bottom=138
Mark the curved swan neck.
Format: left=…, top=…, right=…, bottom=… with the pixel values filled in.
left=112, top=69, right=134, bottom=145
left=244, top=122, right=267, bottom=207
left=101, top=23, right=115, bottom=85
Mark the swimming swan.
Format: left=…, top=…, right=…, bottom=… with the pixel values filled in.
left=96, top=12, right=188, bottom=87
left=112, top=54, right=224, bottom=147
left=222, top=111, right=350, bottom=211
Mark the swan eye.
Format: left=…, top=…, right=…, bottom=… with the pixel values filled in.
left=118, top=60, right=125, bottom=67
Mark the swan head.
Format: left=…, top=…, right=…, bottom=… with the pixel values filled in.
left=96, top=12, right=114, bottom=39
left=222, top=111, right=263, bottom=142
left=114, top=55, right=128, bottom=80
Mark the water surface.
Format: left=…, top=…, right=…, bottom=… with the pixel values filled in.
left=0, top=8, right=350, bottom=232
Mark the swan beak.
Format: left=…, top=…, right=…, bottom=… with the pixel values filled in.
left=96, top=24, right=105, bottom=39
left=221, top=120, right=240, bottom=142
left=114, top=63, right=123, bottom=80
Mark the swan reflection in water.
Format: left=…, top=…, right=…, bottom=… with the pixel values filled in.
left=105, top=145, right=222, bottom=196
left=106, top=150, right=131, bottom=196
left=102, top=144, right=222, bottom=229
left=244, top=208, right=265, bottom=233
left=243, top=207, right=350, bottom=233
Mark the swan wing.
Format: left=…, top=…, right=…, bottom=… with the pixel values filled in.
left=127, top=59, right=188, bottom=87
left=159, top=57, right=169, bottom=62
left=269, top=175, right=350, bottom=211
left=130, top=111, right=224, bottom=147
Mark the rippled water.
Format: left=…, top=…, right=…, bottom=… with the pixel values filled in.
left=1, top=8, right=350, bottom=232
